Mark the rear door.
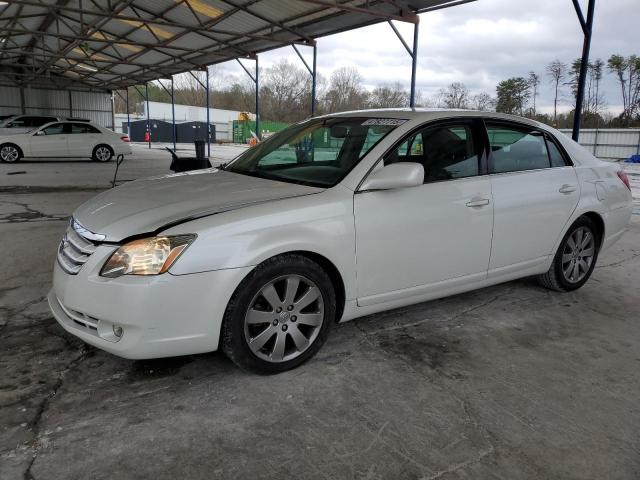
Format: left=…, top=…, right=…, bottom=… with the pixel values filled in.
left=29, top=122, right=70, bottom=157
left=67, top=122, right=101, bottom=157
left=354, top=118, right=494, bottom=305
left=486, top=121, right=579, bottom=275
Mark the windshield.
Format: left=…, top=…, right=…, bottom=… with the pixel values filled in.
left=225, top=117, right=404, bottom=188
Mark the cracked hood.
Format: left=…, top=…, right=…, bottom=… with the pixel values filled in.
left=73, top=169, right=323, bottom=242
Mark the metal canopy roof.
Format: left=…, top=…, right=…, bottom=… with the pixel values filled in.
left=0, top=0, right=470, bottom=90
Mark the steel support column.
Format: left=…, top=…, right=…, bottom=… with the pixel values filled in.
left=236, top=56, right=260, bottom=141
left=145, top=83, right=150, bottom=149
left=410, top=22, right=419, bottom=108
left=206, top=67, right=211, bottom=157
left=126, top=88, right=130, bottom=139
left=388, top=19, right=420, bottom=108
left=312, top=45, right=317, bottom=115
left=572, top=0, right=596, bottom=141
left=292, top=42, right=317, bottom=116
left=158, top=79, right=177, bottom=150
left=171, top=77, right=176, bottom=150
left=255, top=56, right=260, bottom=140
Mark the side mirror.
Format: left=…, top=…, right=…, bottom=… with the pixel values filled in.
left=34, top=130, right=45, bottom=136
left=360, top=162, right=424, bottom=191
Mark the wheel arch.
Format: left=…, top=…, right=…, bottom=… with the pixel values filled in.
left=229, top=249, right=347, bottom=324
left=581, top=211, right=605, bottom=248
left=287, top=250, right=346, bottom=323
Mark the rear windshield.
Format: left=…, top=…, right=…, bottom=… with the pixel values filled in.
left=225, top=117, right=405, bottom=188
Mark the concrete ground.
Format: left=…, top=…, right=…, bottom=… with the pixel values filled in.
left=1, top=145, right=639, bottom=480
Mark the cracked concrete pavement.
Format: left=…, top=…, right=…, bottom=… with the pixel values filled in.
left=1, top=146, right=640, bottom=479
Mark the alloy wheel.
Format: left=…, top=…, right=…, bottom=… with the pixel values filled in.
left=95, top=146, right=111, bottom=161
left=561, top=226, right=596, bottom=283
left=1, top=146, right=19, bottom=162
left=244, top=274, right=324, bottom=363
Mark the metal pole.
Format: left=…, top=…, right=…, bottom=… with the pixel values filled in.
left=255, top=56, right=260, bottom=140
left=206, top=67, right=210, bottom=157
left=311, top=44, right=317, bottom=116
left=572, top=0, right=595, bottom=142
left=126, top=88, right=130, bottom=138
left=171, top=77, right=176, bottom=151
left=410, top=21, right=419, bottom=108
left=145, top=83, right=150, bottom=149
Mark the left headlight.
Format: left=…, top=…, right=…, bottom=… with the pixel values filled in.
left=100, top=234, right=196, bottom=278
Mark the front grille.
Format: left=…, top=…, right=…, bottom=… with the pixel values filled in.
left=57, top=219, right=99, bottom=274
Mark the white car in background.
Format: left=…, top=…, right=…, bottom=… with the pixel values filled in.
left=48, top=109, right=633, bottom=373
left=0, top=114, right=88, bottom=135
left=0, top=120, right=131, bottom=162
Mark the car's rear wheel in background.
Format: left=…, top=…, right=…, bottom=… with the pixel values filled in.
left=0, top=144, right=21, bottom=163
left=221, top=254, right=336, bottom=374
left=538, top=216, right=600, bottom=292
left=92, top=144, right=113, bottom=162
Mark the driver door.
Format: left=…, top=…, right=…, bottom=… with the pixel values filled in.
left=354, top=119, right=494, bottom=306
left=29, top=122, right=70, bottom=157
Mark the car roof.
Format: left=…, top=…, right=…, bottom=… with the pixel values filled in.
left=319, top=108, right=548, bottom=129
left=40, top=120, right=100, bottom=126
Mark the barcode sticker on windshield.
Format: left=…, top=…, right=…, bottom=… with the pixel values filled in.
left=361, top=118, right=407, bottom=126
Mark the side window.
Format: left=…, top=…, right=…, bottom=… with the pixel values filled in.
left=545, top=135, right=570, bottom=167
left=41, top=123, right=65, bottom=135
left=384, top=123, right=479, bottom=182
left=70, top=123, right=100, bottom=134
left=7, top=117, right=26, bottom=127
left=28, top=117, right=55, bottom=127
left=487, top=123, right=550, bottom=173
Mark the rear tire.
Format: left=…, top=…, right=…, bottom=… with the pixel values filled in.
left=0, top=143, right=21, bottom=163
left=538, top=216, right=600, bottom=292
left=221, top=254, right=336, bottom=374
left=92, top=144, right=113, bottom=162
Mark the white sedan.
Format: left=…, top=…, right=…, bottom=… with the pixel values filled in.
left=0, top=120, right=131, bottom=162
left=48, top=109, right=633, bottom=373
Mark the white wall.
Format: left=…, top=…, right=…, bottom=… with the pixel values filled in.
left=0, top=82, right=113, bottom=128
left=559, top=129, right=640, bottom=161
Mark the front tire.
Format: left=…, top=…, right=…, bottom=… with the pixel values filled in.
left=538, top=216, right=600, bottom=292
left=221, top=254, right=336, bottom=374
left=92, top=144, right=113, bottom=162
left=0, top=144, right=21, bottom=162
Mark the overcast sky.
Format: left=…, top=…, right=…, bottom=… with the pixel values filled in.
left=217, top=0, right=637, bottom=114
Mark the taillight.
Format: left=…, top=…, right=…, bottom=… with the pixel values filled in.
left=120, top=135, right=130, bottom=143
left=617, top=170, right=631, bottom=191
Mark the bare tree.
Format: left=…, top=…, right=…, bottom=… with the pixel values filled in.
left=322, top=66, right=369, bottom=113
left=607, top=54, right=640, bottom=125
left=173, top=71, right=207, bottom=107
left=260, top=59, right=311, bottom=122
left=368, top=82, right=409, bottom=108
left=591, top=59, right=605, bottom=117
left=546, top=60, right=567, bottom=125
left=470, top=92, right=496, bottom=111
left=440, top=82, right=470, bottom=109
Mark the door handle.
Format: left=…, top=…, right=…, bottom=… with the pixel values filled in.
left=559, top=184, right=577, bottom=194
left=466, top=198, right=490, bottom=208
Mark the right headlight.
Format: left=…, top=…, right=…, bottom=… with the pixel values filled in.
left=100, top=234, right=196, bottom=278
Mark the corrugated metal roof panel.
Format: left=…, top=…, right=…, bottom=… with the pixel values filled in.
left=0, top=0, right=465, bottom=89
